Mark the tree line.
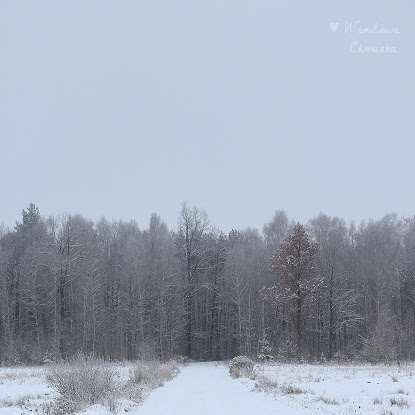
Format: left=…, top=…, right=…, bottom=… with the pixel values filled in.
left=0, top=203, right=414, bottom=364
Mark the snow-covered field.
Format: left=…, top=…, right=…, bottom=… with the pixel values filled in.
left=0, top=361, right=414, bottom=414
left=249, top=361, right=415, bottom=415
left=0, top=361, right=175, bottom=415
left=0, top=366, right=54, bottom=415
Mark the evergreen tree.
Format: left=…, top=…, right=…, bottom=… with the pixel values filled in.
left=15, top=203, right=41, bottom=232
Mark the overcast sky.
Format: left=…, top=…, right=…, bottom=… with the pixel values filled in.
left=1, top=1, right=414, bottom=232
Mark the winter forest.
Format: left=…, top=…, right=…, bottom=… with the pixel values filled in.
left=1, top=203, right=415, bottom=365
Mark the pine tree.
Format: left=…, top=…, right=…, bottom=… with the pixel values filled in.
left=15, top=203, right=40, bottom=232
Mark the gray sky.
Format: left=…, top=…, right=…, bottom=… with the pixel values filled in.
left=1, top=1, right=414, bottom=232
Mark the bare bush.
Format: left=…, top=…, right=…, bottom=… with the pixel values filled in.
left=47, top=353, right=117, bottom=413
left=129, top=360, right=179, bottom=388
left=229, top=356, right=255, bottom=379
left=43, top=356, right=180, bottom=414
left=129, top=362, right=154, bottom=386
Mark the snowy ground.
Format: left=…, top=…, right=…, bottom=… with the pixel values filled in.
left=133, top=361, right=287, bottom=415
left=0, top=361, right=414, bottom=414
left=0, top=362, right=158, bottom=415
left=0, top=366, right=55, bottom=415
left=250, top=361, right=415, bottom=415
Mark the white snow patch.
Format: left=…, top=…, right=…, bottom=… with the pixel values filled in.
left=1, top=362, right=414, bottom=415
left=249, top=362, right=415, bottom=414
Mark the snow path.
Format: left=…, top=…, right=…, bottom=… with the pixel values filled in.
left=132, top=362, right=291, bottom=415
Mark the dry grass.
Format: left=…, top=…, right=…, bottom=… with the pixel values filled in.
left=229, top=356, right=255, bottom=379
left=281, top=383, right=308, bottom=395
left=0, top=394, right=35, bottom=409
left=390, top=374, right=398, bottom=382
left=389, top=396, right=410, bottom=408
left=317, top=394, right=340, bottom=405
left=373, top=396, right=383, bottom=405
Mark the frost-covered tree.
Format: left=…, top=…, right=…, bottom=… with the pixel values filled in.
left=267, top=223, right=321, bottom=358
left=308, top=214, right=360, bottom=360
left=263, top=210, right=293, bottom=253
left=143, top=214, right=180, bottom=360
left=1, top=204, right=415, bottom=364
left=175, top=203, right=210, bottom=358
left=258, top=330, right=273, bottom=361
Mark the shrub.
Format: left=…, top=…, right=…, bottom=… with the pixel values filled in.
left=229, top=356, right=255, bottom=379
left=130, top=362, right=154, bottom=386
left=129, top=360, right=179, bottom=388
left=47, top=353, right=117, bottom=413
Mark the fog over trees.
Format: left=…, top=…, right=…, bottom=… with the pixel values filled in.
left=1, top=203, right=414, bottom=364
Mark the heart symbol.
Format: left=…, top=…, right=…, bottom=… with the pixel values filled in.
left=330, top=22, right=339, bottom=32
